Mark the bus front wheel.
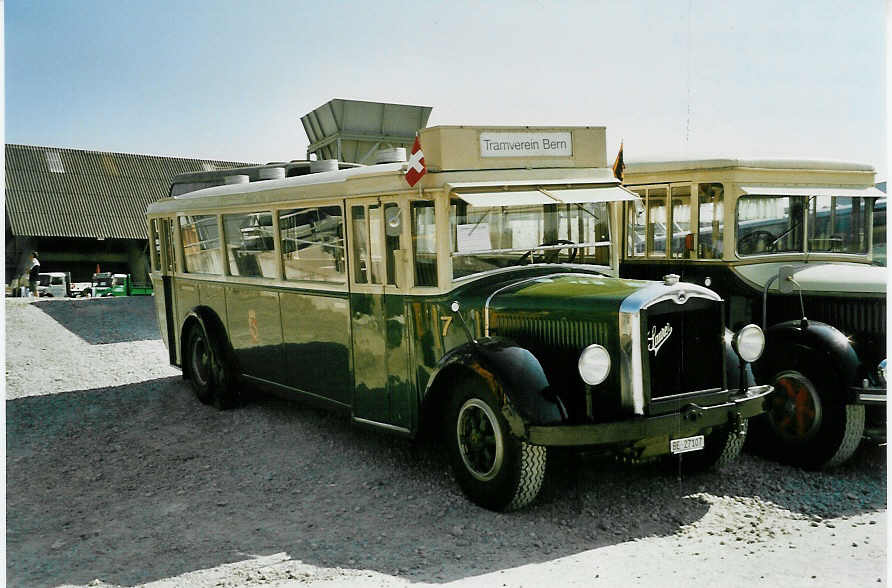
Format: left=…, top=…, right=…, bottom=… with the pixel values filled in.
left=447, top=376, right=546, bottom=511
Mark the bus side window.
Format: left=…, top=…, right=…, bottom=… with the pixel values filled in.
left=411, top=201, right=438, bottom=287
left=626, top=191, right=645, bottom=257
left=180, top=215, right=223, bottom=274
left=698, top=183, right=724, bottom=259
left=670, top=185, right=692, bottom=259
left=161, top=219, right=176, bottom=273
left=222, top=211, right=276, bottom=278
left=646, top=187, right=668, bottom=257
left=149, top=219, right=162, bottom=271
left=351, top=201, right=403, bottom=286
left=279, top=205, right=346, bottom=283
left=383, top=202, right=401, bottom=286
left=351, top=206, right=367, bottom=283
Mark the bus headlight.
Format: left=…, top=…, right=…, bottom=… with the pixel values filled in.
left=732, top=324, right=765, bottom=363
left=578, top=344, right=611, bottom=385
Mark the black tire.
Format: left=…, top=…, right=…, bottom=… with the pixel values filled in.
left=670, top=419, right=748, bottom=474
left=750, top=360, right=864, bottom=469
left=185, top=324, right=238, bottom=410
left=447, top=376, right=546, bottom=511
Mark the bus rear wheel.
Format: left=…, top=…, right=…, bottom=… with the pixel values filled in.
left=185, top=324, right=237, bottom=410
left=447, top=377, right=546, bottom=511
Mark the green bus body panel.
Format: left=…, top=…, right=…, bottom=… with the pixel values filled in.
left=225, top=285, right=285, bottom=384
left=281, top=291, right=351, bottom=405
left=351, top=292, right=389, bottom=423
left=350, top=292, right=412, bottom=429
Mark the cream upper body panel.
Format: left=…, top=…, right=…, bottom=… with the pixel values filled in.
left=734, top=262, right=887, bottom=295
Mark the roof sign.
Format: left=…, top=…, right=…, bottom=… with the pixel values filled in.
left=480, top=132, right=572, bottom=158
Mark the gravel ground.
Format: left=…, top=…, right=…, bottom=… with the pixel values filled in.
left=5, top=296, right=888, bottom=587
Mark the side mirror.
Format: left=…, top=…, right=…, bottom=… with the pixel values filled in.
left=385, top=206, right=402, bottom=237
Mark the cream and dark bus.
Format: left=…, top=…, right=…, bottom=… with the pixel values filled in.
left=621, top=159, right=886, bottom=469
left=146, top=127, right=770, bottom=510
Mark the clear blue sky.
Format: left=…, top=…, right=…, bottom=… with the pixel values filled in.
left=5, top=0, right=887, bottom=179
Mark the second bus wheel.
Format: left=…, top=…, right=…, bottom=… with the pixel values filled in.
left=752, top=360, right=864, bottom=469
left=447, top=376, right=546, bottom=511
left=185, top=324, right=238, bottom=410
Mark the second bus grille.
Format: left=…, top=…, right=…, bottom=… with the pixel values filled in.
left=644, top=300, right=724, bottom=400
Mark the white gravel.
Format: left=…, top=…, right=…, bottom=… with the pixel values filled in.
left=5, top=296, right=888, bottom=588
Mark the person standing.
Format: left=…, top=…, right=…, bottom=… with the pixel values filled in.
left=27, top=251, right=40, bottom=298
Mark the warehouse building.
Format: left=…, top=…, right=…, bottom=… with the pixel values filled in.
left=5, top=100, right=431, bottom=286
left=5, top=144, right=253, bottom=283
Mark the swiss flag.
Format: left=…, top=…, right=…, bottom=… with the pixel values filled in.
left=405, top=136, right=426, bottom=187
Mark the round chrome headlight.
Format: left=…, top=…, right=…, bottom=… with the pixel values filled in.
left=578, top=344, right=611, bottom=385
left=732, top=324, right=765, bottom=363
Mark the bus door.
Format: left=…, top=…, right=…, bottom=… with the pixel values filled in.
left=348, top=197, right=412, bottom=431
left=153, top=218, right=178, bottom=364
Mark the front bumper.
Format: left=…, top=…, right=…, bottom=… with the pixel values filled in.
left=850, top=385, right=886, bottom=406
left=852, top=383, right=887, bottom=442
left=526, top=384, right=772, bottom=447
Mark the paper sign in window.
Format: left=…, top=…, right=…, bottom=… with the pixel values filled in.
left=457, top=223, right=491, bottom=252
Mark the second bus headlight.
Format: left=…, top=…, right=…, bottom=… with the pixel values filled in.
left=732, top=324, right=765, bottom=363
left=578, top=344, right=611, bottom=385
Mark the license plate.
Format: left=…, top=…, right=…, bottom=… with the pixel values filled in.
left=670, top=435, right=705, bottom=454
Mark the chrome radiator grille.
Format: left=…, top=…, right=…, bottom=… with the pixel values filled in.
left=644, top=300, right=724, bottom=400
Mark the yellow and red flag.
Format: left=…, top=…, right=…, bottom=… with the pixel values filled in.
left=612, top=141, right=625, bottom=182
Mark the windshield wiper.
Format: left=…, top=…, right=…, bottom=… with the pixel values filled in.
left=769, top=196, right=814, bottom=249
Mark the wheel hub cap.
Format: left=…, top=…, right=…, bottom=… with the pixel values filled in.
left=769, top=371, right=822, bottom=441
left=456, top=398, right=504, bottom=482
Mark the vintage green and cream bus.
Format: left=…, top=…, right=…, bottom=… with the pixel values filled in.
left=146, top=127, right=771, bottom=511
left=621, top=159, right=886, bottom=469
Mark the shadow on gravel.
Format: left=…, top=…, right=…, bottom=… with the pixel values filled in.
left=7, top=377, right=887, bottom=587
left=32, top=296, right=160, bottom=345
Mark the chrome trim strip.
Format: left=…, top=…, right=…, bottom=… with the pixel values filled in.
left=856, top=393, right=887, bottom=404
left=352, top=417, right=412, bottom=434
left=618, top=282, right=724, bottom=415
left=619, top=310, right=644, bottom=414
left=452, top=262, right=614, bottom=285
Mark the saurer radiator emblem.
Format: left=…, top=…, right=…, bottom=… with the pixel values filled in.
left=647, top=323, right=673, bottom=356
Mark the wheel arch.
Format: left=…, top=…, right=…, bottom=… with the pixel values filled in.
left=419, top=338, right=564, bottom=441
left=180, top=306, right=235, bottom=382
left=756, top=320, right=861, bottom=395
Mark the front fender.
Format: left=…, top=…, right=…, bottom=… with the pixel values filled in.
left=424, top=337, right=564, bottom=437
left=755, top=319, right=861, bottom=391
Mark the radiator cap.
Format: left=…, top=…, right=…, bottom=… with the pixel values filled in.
left=663, top=274, right=680, bottom=286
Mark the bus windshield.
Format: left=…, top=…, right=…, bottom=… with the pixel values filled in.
left=450, top=200, right=611, bottom=279
left=736, top=195, right=871, bottom=256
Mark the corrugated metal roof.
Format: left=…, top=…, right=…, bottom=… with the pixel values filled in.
left=5, top=144, right=255, bottom=239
